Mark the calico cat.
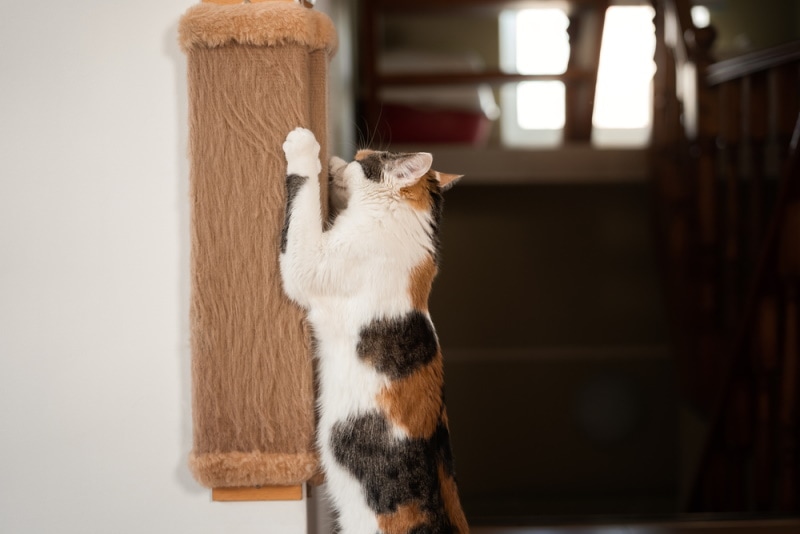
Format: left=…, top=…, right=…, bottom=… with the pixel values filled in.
left=279, top=127, right=468, bottom=534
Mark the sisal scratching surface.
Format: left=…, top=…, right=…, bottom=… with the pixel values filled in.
left=186, top=42, right=328, bottom=487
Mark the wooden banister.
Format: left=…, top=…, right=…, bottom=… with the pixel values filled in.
left=690, top=112, right=800, bottom=510
left=374, top=0, right=606, bottom=11
left=707, top=41, right=800, bottom=86
left=376, top=69, right=595, bottom=87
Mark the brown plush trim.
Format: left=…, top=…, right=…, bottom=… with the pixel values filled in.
left=189, top=451, right=320, bottom=488
left=179, top=2, right=337, bottom=56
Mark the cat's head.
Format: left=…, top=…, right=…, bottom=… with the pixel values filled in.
left=332, top=149, right=462, bottom=210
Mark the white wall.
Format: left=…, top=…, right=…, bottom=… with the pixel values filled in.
left=0, top=1, right=314, bottom=532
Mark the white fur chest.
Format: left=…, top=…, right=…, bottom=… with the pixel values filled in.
left=307, top=209, right=431, bottom=431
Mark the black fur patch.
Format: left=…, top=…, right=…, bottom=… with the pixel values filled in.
left=357, top=152, right=388, bottom=182
left=330, top=412, right=456, bottom=531
left=426, top=175, right=445, bottom=265
left=357, top=311, right=438, bottom=379
left=280, top=173, right=308, bottom=253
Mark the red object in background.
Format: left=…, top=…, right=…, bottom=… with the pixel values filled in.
left=378, top=104, right=492, bottom=145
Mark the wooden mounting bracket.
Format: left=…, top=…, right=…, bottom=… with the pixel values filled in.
left=201, top=0, right=314, bottom=6
left=212, top=485, right=303, bottom=502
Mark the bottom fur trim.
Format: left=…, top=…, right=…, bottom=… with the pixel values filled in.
left=189, top=451, right=320, bottom=488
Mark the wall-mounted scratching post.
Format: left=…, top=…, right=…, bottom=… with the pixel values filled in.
left=178, top=0, right=336, bottom=499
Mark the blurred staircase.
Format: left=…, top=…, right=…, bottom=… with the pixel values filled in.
left=651, top=0, right=800, bottom=514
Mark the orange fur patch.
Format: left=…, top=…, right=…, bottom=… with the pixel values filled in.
left=378, top=353, right=444, bottom=439
left=377, top=502, right=429, bottom=534
left=435, top=171, right=463, bottom=190
left=438, top=463, right=469, bottom=533
left=399, top=172, right=435, bottom=212
left=355, top=149, right=375, bottom=161
left=409, top=256, right=438, bottom=311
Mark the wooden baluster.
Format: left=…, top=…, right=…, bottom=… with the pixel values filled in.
left=778, top=184, right=800, bottom=510
left=564, top=2, right=607, bottom=142
left=651, top=4, right=666, bottom=148
left=698, top=450, right=719, bottom=511
left=778, top=278, right=799, bottom=511
left=770, top=82, right=799, bottom=510
left=719, top=80, right=743, bottom=330
left=652, top=0, right=695, bottom=396
left=718, top=79, right=747, bottom=510
left=746, top=72, right=776, bottom=511
left=652, top=39, right=679, bottom=252
left=687, top=24, right=724, bottom=513
left=724, top=375, right=753, bottom=510
left=661, top=47, right=690, bottom=310
left=564, top=11, right=584, bottom=144
left=744, top=72, right=770, bottom=265
left=776, top=108, right=800, bottom=511
left=777, top=106, right=800, bottom=513
left=693, top=25, right=721, bottom=411
left=752, top=295, right=780, bottom=510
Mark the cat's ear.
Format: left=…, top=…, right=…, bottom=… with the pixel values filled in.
left=435, top=171, right=463, bottom=191
left=387, top=153, right=433, bottom=185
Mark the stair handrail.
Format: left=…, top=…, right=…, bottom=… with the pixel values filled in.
left=707, top=40, right=800, bottom=86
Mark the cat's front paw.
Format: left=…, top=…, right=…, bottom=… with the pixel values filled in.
left=283, top=127, right=322, bottom=178
left=329, top=156, right=347, bottom=177
left=328, top=156, right=350, bottom=211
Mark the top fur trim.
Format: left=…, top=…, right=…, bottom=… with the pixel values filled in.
left=179, top=2, right=337, bottom=56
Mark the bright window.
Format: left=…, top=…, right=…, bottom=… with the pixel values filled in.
left=500, top=5, right=656, bottom=147
left=592, top=5, right=656, bottom=146
left=499, top=8, right=569, bottom=146
left=514, top=9, right=570, bottom=75
left=691, top=5, right=711, bottom=28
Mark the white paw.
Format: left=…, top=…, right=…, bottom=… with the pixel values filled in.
left=283, top=127, right=322, bottom=178
left=329, top=156, right=347, bottom=177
